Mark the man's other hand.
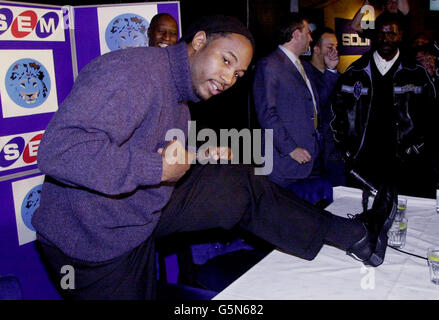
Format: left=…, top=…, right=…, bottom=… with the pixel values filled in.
left=324, top=47, right=339, bottom=70
left=158, top=140, right=195, bottom=182
left=290, top=147, right=312, bottom=164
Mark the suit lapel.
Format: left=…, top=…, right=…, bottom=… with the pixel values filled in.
left=275, top=48, right=307, bottom=85
left=275, top=48, right=319, bottom=110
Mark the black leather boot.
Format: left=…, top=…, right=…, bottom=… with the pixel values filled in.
left=347, top=185, right=398, bottom=267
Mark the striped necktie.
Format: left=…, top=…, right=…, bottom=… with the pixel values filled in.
left=295, top=59, right=318, bottom=129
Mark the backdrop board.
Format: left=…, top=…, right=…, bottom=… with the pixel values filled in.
left=0, top=173, right=62, bottom=299
left=0, top=1, right=182, bottom=300
left=0, top=0, right=76, bottom=299
left=73, top=1, right=181, bottom=75
left=335, top=17, right=371, bottom=57
left=0, top=1, right=75, bottom=179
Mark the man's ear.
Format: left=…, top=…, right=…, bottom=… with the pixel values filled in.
left=313, top=45, right=320, bottom=56
left=292, top=28, right=301, bottom=41
left=191, top=31, right=208, bottom=51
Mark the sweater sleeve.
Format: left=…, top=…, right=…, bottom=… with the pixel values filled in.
left=253, top=60, right=297, bottom=157
left=37, top=61, right=163, bottom=196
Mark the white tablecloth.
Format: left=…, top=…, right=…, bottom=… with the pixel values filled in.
left=214, top=187, right=439, bottom=300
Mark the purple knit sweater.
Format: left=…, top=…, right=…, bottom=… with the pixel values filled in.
left=32, top=42, right=199, bottom=262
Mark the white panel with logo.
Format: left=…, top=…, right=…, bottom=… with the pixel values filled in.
left=0, top=49, right=58, bottom=118
left=0, top=5, right=65, bottom=42
left=12, top=174, right=45, bottom=245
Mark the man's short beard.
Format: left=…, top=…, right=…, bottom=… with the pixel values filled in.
left=193, top=84, right=205, bottom=101
left=192, top=81, right=210, bottom=101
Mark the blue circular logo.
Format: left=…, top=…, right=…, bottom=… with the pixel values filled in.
left=21, top=184, right=42, bottom=231
left=105, top=13, right=149, bottom=51
left=5, top=58, right=51, bottom=108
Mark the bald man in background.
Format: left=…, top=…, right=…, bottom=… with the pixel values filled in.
left=148, top=13, right=178, bottom=48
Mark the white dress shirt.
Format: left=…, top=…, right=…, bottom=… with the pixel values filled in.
left=373, top=49, right=400, bottom=76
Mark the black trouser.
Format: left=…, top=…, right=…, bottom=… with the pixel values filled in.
left=37, top=164, right=332, bottom=300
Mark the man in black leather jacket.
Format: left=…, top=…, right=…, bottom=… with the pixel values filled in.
left=331, top=14, right=437, bottom=198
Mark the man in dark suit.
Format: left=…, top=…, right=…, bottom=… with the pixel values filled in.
left=253, top=13, right=331, bottom=204
left=305, top=27, right=345, bottom=187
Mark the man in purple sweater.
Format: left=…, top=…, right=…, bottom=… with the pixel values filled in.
left=33, top=15, right=397, bottom=300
